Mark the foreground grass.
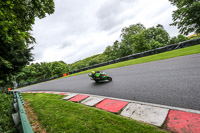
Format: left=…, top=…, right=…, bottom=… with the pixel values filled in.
left=22, top=93, right=168, bottom=133
left=68, top=44, right=200, bottom=77
left=0, top=93, right=17, bottom=132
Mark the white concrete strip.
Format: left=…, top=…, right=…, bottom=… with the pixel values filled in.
left=98, top=96, right=200, bottom=115
left=58, top=92, right=68, bottom=95
left=52, top=92, right=62, bottom=94
left=62, top=93, right=77, bottom=100
left=121, top=103, right=169, bottom=127
left=81, top=96, right=105, bottom=106
left=42, top=91, right=51, bottom=93
left=37, top=91, right=46, bottom=93
left=20, top=91, right=200, bottom=114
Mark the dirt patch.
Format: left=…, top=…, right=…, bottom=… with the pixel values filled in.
left=23, top=100, right=46, bottom=133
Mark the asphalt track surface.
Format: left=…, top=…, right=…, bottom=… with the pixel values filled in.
left=18, top=54, right=200, bottom=110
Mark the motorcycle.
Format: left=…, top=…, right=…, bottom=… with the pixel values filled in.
left=88, top=71, right=112, bottom=83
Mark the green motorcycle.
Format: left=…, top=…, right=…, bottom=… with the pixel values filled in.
left=88, top=71, right=112, bottom=83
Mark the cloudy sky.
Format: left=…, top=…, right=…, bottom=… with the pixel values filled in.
left=31, top=0, right=179, bottom=64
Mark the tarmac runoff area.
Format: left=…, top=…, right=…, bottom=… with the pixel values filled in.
left=23, top=91, right=200, bottom=133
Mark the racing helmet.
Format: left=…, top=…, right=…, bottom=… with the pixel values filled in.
left=91, top=71, right=95, bottom=74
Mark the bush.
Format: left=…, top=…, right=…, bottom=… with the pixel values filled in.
left=147, top=39, right=165, bottom=50
left=0, top=93, right=17, bottom=132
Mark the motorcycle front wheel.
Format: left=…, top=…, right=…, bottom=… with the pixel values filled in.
left=108, top=77, right=112, bottom=81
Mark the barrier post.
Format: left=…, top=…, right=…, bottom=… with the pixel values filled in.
left=16, top=92, right=33, bottom=133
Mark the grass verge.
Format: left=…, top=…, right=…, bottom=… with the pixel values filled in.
left=0, top=92, right=17, bottom=132
left=22, top=93, right=168, bottom=133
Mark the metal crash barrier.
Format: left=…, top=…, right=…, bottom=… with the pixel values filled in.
left=12, top=92, right=34, bottom=133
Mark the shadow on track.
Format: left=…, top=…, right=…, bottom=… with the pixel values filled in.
left=90, top=80, right=112, bottom=86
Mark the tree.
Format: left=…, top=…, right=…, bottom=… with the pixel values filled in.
left=168, top=34, right=188, bottom=44
left=120, top=23, right=146, bottom=45
left=143, top=27, right=169, bottom=45
left=118, top=23, right=146, bottom=56
left=130, top=26, right=169, bottom=53
left=103, top=46, right=113, bottom=61
left=131, top=32, right=148, bottom=53
left=147, top=39, right=164, bottom=50
left=0, top=40, right=33, bottom=86
left=0, top=0, right=55, bottom=86
left=16, top=61, right=69, bottom=85
left=120, top=23, right=146, bottom=39
left=88, top=59, right=98, bottom=66
left=169, top=0, right=200, bottom=35
left=51, top=61, right=69, bottom=77
left=156, top=24, right=164, bottom=29
left=111, top=40, right=120, bottom=59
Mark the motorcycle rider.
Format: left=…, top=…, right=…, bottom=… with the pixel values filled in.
left=91, top=71, right=101, bottom=79
left=89, top=71, right=112, bottom=82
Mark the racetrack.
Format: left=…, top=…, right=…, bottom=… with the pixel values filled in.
left=17, top=54, right=200, bottom=110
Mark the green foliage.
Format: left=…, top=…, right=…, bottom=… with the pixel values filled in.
left=103, top=46, right=113, bottom=61
left=130, top=25, right=169, bottom=54
left=69, top=54, right=104, bottom=70
left=169, top=0, right=200, bottom=35
left=112, top=40, right=121, bottom=59
left=169, top=34, right=188, bottom=44
left=119, top=42, right=133, bottom=57
left=143, top=26, right=169, bottom=45
left=119, top=23, right=146, bottom=56
left=51, top=61, right=69, bottom=77
left=0, top=0, right=55, bottom=86
left=131, top=32, right=148, bottom=53
left=16, top=61, right=69, bottom=85
left=120, top=23, right=146, bottom=40
left=156, top=24, right=164, bottom=29
left=101, top=24, right=170, bottom=61
left=147, top=40, right=164, bottom=50
left=0, top=40, right=34, bottom=86
left=103, top=40, right=122, bottom=61
left=88, top=58, right=99, bottom=66
left=0, top=93, right=17, bottom=132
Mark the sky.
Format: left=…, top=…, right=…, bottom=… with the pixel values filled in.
left=31, top=0, right=179, bottom=64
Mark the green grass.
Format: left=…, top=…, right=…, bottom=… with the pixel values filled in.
left=0, top=93, right=17, bottom=133
left=67, top=44, right=200, bottom=77
left=22, top=93, right=168, bottom=133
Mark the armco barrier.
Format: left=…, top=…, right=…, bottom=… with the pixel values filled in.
left=12, top=92, right=34, bottom=133
left=18, top=38, right=200, bottom=88
left=0, top=87, right=14, bottom=94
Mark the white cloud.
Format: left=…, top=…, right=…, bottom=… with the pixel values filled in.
left=31, top=0, right=179, bottom=64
